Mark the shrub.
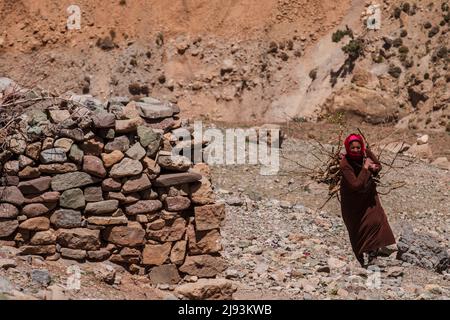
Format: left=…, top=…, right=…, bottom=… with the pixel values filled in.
left=428, top=26, right=440, bottom=38
left=332, top=29, right=352, bottom=43
left=393, top=37, right=403, bottom=47
left=424, top=73, right=430, bottom=80
left=399, top=46, right=409, bottom=54
left=393, top=7, right=401, bottom=19
left=342, top=39, right=364, bottom=60
left=388, top=65, right=402, bottom=78
left=402, top=2, right=411, bottom=14
left=400, top=29, right=408, bottom=37
left=309, top=68, right=318, bottom=81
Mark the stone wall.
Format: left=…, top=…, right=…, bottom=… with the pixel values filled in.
left=0, top=93, right=226, bottom=283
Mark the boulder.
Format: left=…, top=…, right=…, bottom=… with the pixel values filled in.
left=50, top=209, right=82, bottom=228
left=18, top=176, right=52, bottom=195
left=175, top=279, right=237, bottom=300
left=103, top=225, right=145, bottom=247
left=51, top=172, right=96, bottom=191
left=85, top=200, right=119, bottom=215
left=142, top=243, right=172, bottom=265
left=40, top=148, right=67, bottom=164
left=110, top=158, right=143, bottom=178
left=179, top=255, right=227, bottom=278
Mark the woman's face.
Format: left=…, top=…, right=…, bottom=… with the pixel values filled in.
left=350, top=141, right=362, bottom=153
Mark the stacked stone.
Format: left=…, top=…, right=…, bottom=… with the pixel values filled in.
left=0, top=95, right=226, bottom=282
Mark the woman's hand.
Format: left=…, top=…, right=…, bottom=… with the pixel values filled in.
left=363, top=158, right=374, bottom=170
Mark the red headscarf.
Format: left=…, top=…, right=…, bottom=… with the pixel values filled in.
left=344, top=134, right=366, bottom=161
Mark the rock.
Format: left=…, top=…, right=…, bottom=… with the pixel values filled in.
left=406, top=143, right=433, bottom=159
left=153, top=171, right=202, bottom=187
left=190, top=177, right=215, bottom=205
left=42, top=138, right=54, bottom=150
left=125, top=200, right=162, bottom=215
left=417, top=134, right=429, bottom=145
left=19, top=245, right=56, bottom=256
left=4, top=160, right=19, bottom=175
left=3, top=175, right=19, bottom=186
left=18, top=176, right=52, bottom=194
left=83, top=155, right=107, bottom=178
left=157, top=155, right=191, bottom=172
left=101, top=150, right=124, bottom=168
left=18, top=155, right=34, bottom=169
left=125, top=143, right=146, bottom=160
left=30, top=230, right=57, bottom=245
left=149, top=264, right=181, bottom=285
left=226, top=197, right=243, bottom=206
left=25, top=142, right=42, bottom=161
left=179, top=255, right=227, bottom=278
left=40, top=148, right=67, bottom=164
left=0, top=203, right=19, bottom=218
left=175, top=279, right=237, bottom=300
left=23, top=192, right=60, bottom=204
left=49, top=110, right=70, bottom=123
left=187, top=226, right=222, bottom=255
left=60, top=188, right=85, bottom=209
left=86, top=216, right=128, bottom=226
left=327, top=257, right=347, bottom=270
left=54, top=138, right=74, bottom=153
left=103, top=225, right=145, bottom=247
left=22, top=203, right=56, bottom=217
left=0, top=186, right=25, bottom=205
left=102, top=178, right=122, bottom=191
left=17, top=166, right=37, bottom=179
left=170, top=240, right=187, bottom=265
left=137, top=126, right=161, bottom=155
left=50, top=209, right=82, bottom=228
left=164, top=196, right=191, bottom=211
left=46, top=284, right=68, bottom=300
left=137, top=101, right=174, bottom=120
left=142, top=243, right=172, bottom=265
left=122, top=174, right=151, bottom=193
left=38, top=163, right=78, bottom=174
left=142, top=157, right=161, bottom=175
left=93, top=263, right=116, bottom=284
left=69, top=144, right=84, bottom=164
left=386, top=266, right=404, bottom=278
left=431, top=157, right=450, bottom=170
left=92, top=112, right=116, bottom=128
left=424, top=284, right=443, bottom=295
left=104, top=136, right=130, bottom=153
left=115, top=118, right=144, bottom=134
left=194, top=203, right=226, bottom=231
left=60, top=248, right=86, bottom=260
left=59, top=128, right=84, bottom=142
left=0, top=220, right=19, bottom=237
left=56, top=228, right=101, bottom=250
left=0, top=259, right=17, bottom=270
left=31, top=269, right=51, bottom=286
left=51, top=172, right=95, bottom=191
left=85, top=200, right=119, bottom=214
left=19, top=217, right=50, bottom=231
left=81, top=137, right=105, bottom=156
left=7, top=135, right=27, bottom=155
left=87, top=250, right=111, bottom=261
left=110, top=158, right=143, bottom=178
left=147, top=217, right=186, bottom=242
left=84, top=187, right=104, bottom=202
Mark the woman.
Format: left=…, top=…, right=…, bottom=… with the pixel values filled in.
left=339, top=133, right=396, bottom=267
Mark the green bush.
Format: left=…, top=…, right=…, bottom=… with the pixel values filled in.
left=400, top=29, right=408, bottom=37
left=342, top=39, right=364, bottom=60
left=388, top=65, right=402, bottom=78
left=399, top=46, right=409, bottom=54
left=332, top=29, right=352, bottom=43
left=393, top=7, right=402, bottom=19
left=393, top=38, right=403, bottom=47
left=428, top=26, right=440, bottom=38
left=424, top=22, right=432, bottom=29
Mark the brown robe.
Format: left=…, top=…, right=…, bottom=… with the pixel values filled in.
left=339, top=149, right=396, bottom=263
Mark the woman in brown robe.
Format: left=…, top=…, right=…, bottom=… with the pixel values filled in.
left=339, top=134, right=396, bottom=267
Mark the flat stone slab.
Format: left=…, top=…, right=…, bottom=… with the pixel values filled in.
left=153, top=171, right=202, bottom=187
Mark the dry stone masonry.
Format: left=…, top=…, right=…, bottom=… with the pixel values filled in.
left=0, top=93, right=226, bottom=283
